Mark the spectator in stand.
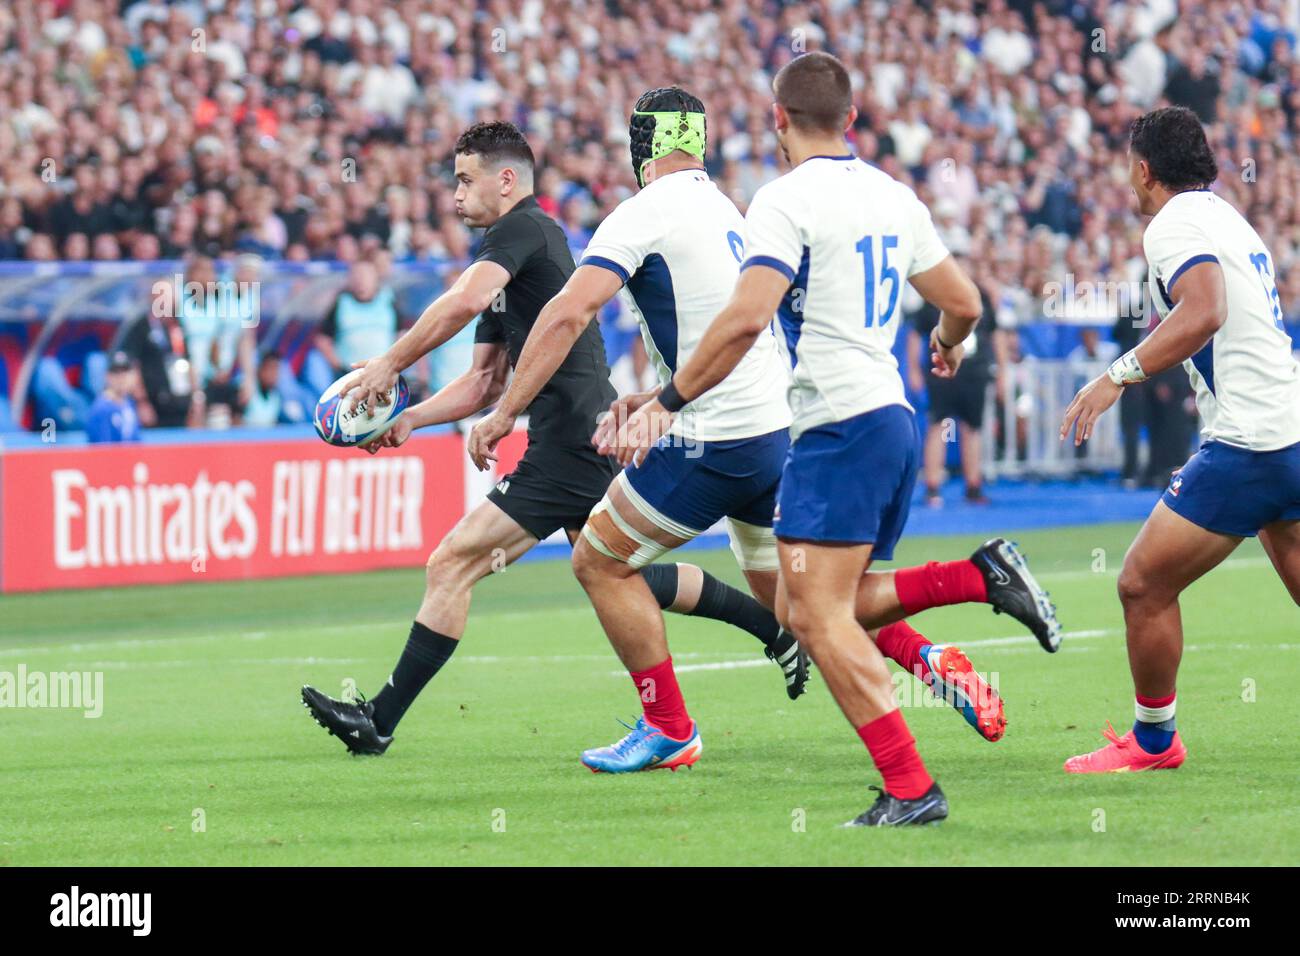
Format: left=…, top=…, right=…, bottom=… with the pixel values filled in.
left=179, top=254, right=258, bottom=427
left=312, top=258, right=399, bottom=383
left=193, top=189, right=234, bottom=259
left=0, top=0, right=1298, bottom=452
left=62, top=233, right=90, bottom=261
left=24, top=234, right=58, bottom=261
left=244, top=351, right=293, bottom=427
left=1068, top=325, right=1123, bottom=469
left=48, top=163, right=112, bottom=244
left=305, top=254, right=397, bottom=395
left=92, top=233, right=121, bottom=260
left=119, top=299, right=192, bottom=430
left=1164, top=47, right=1222, bottom=123
left=85, top=351, right=142, bottom=443
left=1113, top=311, right=1147, bottom=486
left=0, top=198, right=26, bottom=258
left=1143, top=367, right=1198, bottom=488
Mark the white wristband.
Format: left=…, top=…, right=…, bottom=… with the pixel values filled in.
left=1107, top=350, right=1147, bottom=387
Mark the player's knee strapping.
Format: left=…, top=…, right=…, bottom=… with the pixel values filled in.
left=726, top=517, right=780, bottom=572
left=582, top=496, right=673, bottom=570
left=639, top=562, right=680, bottom=609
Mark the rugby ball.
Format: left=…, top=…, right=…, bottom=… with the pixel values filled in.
left=313, top=372, right=410, bottom=447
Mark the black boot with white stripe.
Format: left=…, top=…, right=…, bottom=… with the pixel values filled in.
left=765, top=629, right=810, bottom=700
left=301, top=685, right=393, bottom=755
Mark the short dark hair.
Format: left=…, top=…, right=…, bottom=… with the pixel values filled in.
left=454, top=121, right=535, bottom=173
left=1129, top=107, right=1218, bottom=191
left=774, top=52, right=852, bottom=134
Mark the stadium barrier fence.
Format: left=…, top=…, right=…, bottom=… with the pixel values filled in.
left=983, top=357, right=1123, bottom=479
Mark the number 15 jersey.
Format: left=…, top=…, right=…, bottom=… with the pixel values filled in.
left=741, top=155, right=950, bottom=440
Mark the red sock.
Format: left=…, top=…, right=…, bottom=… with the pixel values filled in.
left=856, top=709, right=934, bottom=799
left=630, top=657, right=693, bottom=741
left=893, top=560, right=987, bottom=616
left=1135, top=691, right=1176, bottom=710
left=874, top=621, right=931, bottom=678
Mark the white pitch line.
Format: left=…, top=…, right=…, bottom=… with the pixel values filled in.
left=0, top=607, right=602, bottom=659
left=12, top=633, right=1292, bottom=675
left=0, top=555, right=1277, bottom=658
left=628, top=629, right=1118, bottom=676
left=25, top=649, right=752, bottom=672
left=667, top=659, right=769, bottom=675
left=959, top=627, right=1113, bottom=648
left=1036, top=555, right=1270, bottom=583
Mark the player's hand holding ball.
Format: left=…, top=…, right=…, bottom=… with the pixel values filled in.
left=360, top=414, right=412, bottom=455
left=314, top=369, right=410, bottom=449
left=340, top=355, right=400, bottom=416
left=467, top=410, right=516, bottom=472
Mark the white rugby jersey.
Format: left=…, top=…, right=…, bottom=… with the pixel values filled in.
left=579, top=169, right=791, bottom=442
left=741, top=155, right=950, bottom=439
left=1145, top=190, right=1300, bottom=451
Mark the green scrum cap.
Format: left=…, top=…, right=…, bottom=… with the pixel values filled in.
left=629, top=87, right=707, bottom=187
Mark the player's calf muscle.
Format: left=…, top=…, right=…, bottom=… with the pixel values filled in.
left=854, top=571, right=906, bottom=628
left=743, top=569, right=777, bottom=611
left=806, top=623, right=896, bottom=724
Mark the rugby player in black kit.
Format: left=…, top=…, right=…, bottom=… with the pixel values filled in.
left=302, top=122, right=805, bottom=755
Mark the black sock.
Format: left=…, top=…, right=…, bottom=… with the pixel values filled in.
left=639, top=563, right=680, bottom=609
left=370, top=622, right=459, bottom=737
left=690, top=570, right=781, bottom=648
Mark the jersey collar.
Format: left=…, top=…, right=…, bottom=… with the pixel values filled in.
left=502, top=194, right=539, bottom=216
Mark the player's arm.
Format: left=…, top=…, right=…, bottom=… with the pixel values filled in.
left=466, top=265, right=622, bottom=470
left=361, top=342, right=510, bottom=454
left=677, top=265, right=788, bottom=400
left=342, top=260, right=511, bottom=411
left=608, top=265, right=789, bottom=467
left=908, top=255, right=983, bottom=378
left=1061, top=259, right=1226, bottom=446
left=495, top=266, right=621, bottom=419
left=1130, top=261, right=1227, bottom=377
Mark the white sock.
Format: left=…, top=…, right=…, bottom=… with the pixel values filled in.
left=1135, top=694, right=1176, bottom=724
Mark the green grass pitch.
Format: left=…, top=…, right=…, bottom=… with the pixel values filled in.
left=1, top=522, right=1295, bottom=866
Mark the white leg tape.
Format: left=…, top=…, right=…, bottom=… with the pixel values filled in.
left=726, top=517, right=780, bottom=571
left=583, top=492, right=677, bottom=570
